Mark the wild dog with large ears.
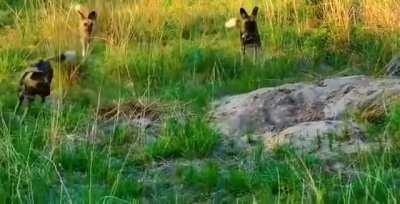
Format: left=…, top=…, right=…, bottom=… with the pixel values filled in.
left=225, top=7, right=261, bottom=55
left=75, top=5, right=97, bottom=57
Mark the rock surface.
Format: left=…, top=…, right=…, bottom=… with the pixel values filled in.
left=211, top=75, right=400, bottom=157
left=264, top=121, right=367, bottom=159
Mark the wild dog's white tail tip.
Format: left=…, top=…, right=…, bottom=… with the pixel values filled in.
left=74, top=4, right=82, bottom=11
left=225, top=18, right=239, bottom=28
left=63, top=50, right=78, bottom=64
left=74, top=4, right=82, bottom=12
left=47, top=50, right=78, bottom=64
left=74, top=4, right=88, bottom=15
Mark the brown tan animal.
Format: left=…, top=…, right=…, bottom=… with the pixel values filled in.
left=225, top=7, right=261, bottom=56
left=75, top=5, right=97, bottom=57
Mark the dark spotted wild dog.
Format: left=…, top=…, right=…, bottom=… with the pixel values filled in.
left=225, top=7, right=261, bottom=56
left=75, top=5, right=97, bottom=57
left=17, top=51, right=77, bottom=109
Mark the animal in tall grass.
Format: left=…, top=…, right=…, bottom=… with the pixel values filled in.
left=225, top=7, right=261, bottom=56
left=18, top=51, right=77, bottom=109
left=75, top=4, right=97, bottom=57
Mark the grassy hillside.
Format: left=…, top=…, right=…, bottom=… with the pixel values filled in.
left=1, top=0, right=400, bottom=203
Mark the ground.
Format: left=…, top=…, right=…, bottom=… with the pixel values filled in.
left=1, top=0, right=400, bottom=203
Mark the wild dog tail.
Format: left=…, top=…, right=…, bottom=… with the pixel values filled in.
left=74, top=4, right=88, bottom=16
left=74, top=4, right=83, bottom=12
left=225, top=18, right=241, bottom=29
left=46, top=51, right=78, bottom=64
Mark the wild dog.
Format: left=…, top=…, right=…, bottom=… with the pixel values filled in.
left=17, top=51, right=77, bottom=109
left=225, top=7, right=261, bottom=56
left=75, top=5, right=97, bottom=57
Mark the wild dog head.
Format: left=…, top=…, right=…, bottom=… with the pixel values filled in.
left=75, top=5, right=97, bottom=57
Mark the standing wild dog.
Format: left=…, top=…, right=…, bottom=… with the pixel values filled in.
left=75, top=5, right=97, bottom=57
left=17, top=51, right=77, bottom=109
left=225, top=7, right=261, bottom=56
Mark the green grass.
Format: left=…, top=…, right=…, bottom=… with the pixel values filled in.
left=146, top=118, right=220, bottom=160
left=2, top=0, right=400, bottom=202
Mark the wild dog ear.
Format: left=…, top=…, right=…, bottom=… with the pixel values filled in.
left=240, top=8, right=249, bottom=19
left=251, top=7, right=259, bottom=17
left=88, top=11, right=97, bottom=20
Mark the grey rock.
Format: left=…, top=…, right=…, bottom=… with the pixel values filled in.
left=264, top=121, right=367, bottom=159
left=211, top=76, right=399, bottom=157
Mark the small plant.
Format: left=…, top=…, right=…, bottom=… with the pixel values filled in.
left=385, top=103, right=400, bottom=147
left=146, top=118, right=220, bottom=159
left=225, top=169, right=253, bottom=196
left=179, top=162, right=221, bottom=193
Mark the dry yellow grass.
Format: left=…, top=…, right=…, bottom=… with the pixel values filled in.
left=322, top=0, right=354, bottom=45
left=1, top=0, right=400, bottom=60
left=361, top=0, right=400, bottom=33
